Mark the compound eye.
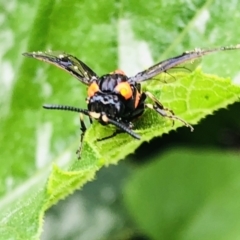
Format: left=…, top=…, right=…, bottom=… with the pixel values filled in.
left=88, top=82, right=99, bottom=97
left=115, top=82, right=133, bottom=100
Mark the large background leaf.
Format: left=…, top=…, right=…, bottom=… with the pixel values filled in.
left=124, top=149, right=240, bottom=240
left=0, top=0, right=240, bottom=239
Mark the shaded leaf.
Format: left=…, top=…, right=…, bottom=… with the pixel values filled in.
left=124, top=149, right=240, bottom=240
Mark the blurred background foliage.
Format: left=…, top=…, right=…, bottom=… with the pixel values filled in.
left=0, top=0, right=240, bottom=239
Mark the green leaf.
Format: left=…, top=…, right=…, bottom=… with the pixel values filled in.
left=1, top=0, right=240, bottom=239
left=123, top=149, right=240, bottom=240
left=83, top=70, right=240, bottom=165
left=40, top=69, right=240, bottom=210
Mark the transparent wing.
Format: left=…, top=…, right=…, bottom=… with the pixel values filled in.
left=23, top=51, right=98, bottom=85
left=129, top=44, right=240, bottom=83
left=149, top=57, right=202, bottom=84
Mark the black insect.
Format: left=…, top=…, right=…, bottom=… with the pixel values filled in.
left=23, top=44, right=240, bottom=158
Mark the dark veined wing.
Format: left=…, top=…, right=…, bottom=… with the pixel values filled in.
left=149, top=57, right=202, bottom=84
left=128, top=44, right=240, bottom=83
left=23, top=51, right=98, bottom=85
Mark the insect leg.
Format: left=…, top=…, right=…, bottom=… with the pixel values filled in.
left=43, top=104, right=93, bottom=159
left=97, top=129, right=123, bottom=141
left=89, top=116, right=93, bottom=124
left=76, top=113, right=87, bottom=159
left=145, top=91, right=194, bottom=131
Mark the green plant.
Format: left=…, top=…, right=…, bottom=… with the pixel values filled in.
left=0, top=0, right=240, bottom=239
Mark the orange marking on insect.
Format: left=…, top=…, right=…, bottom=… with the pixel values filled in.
left=88, top=82, right=99, bottom=97
left=115, top=82, right=133, bottom=100
left=134, top=90, right=141, bottom=108
left=110, top=69, right=126, bottom=75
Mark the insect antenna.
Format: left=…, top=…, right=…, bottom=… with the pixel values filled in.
left=43, top=104, right=89, bottom=116
left=43, top=104, right=141, bottom=140
left=107, top=118, right=141, bottom=140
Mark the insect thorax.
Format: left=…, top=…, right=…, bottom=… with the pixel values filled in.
left=87, top=74, right=140, bottom=120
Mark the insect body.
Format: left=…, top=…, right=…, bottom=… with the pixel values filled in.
left=87, top=73, right=144, bottom=129
left=23, top=44, right=240, bottom=158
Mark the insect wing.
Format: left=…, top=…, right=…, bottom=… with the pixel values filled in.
left=23, top=51, right=98, bottom=85
left=146, top=58, right=202, bottom=84
left=129, top=44, right=240, bottom=83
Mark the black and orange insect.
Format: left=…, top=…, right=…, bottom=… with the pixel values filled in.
left=23, top=44, right=240, bottom=158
